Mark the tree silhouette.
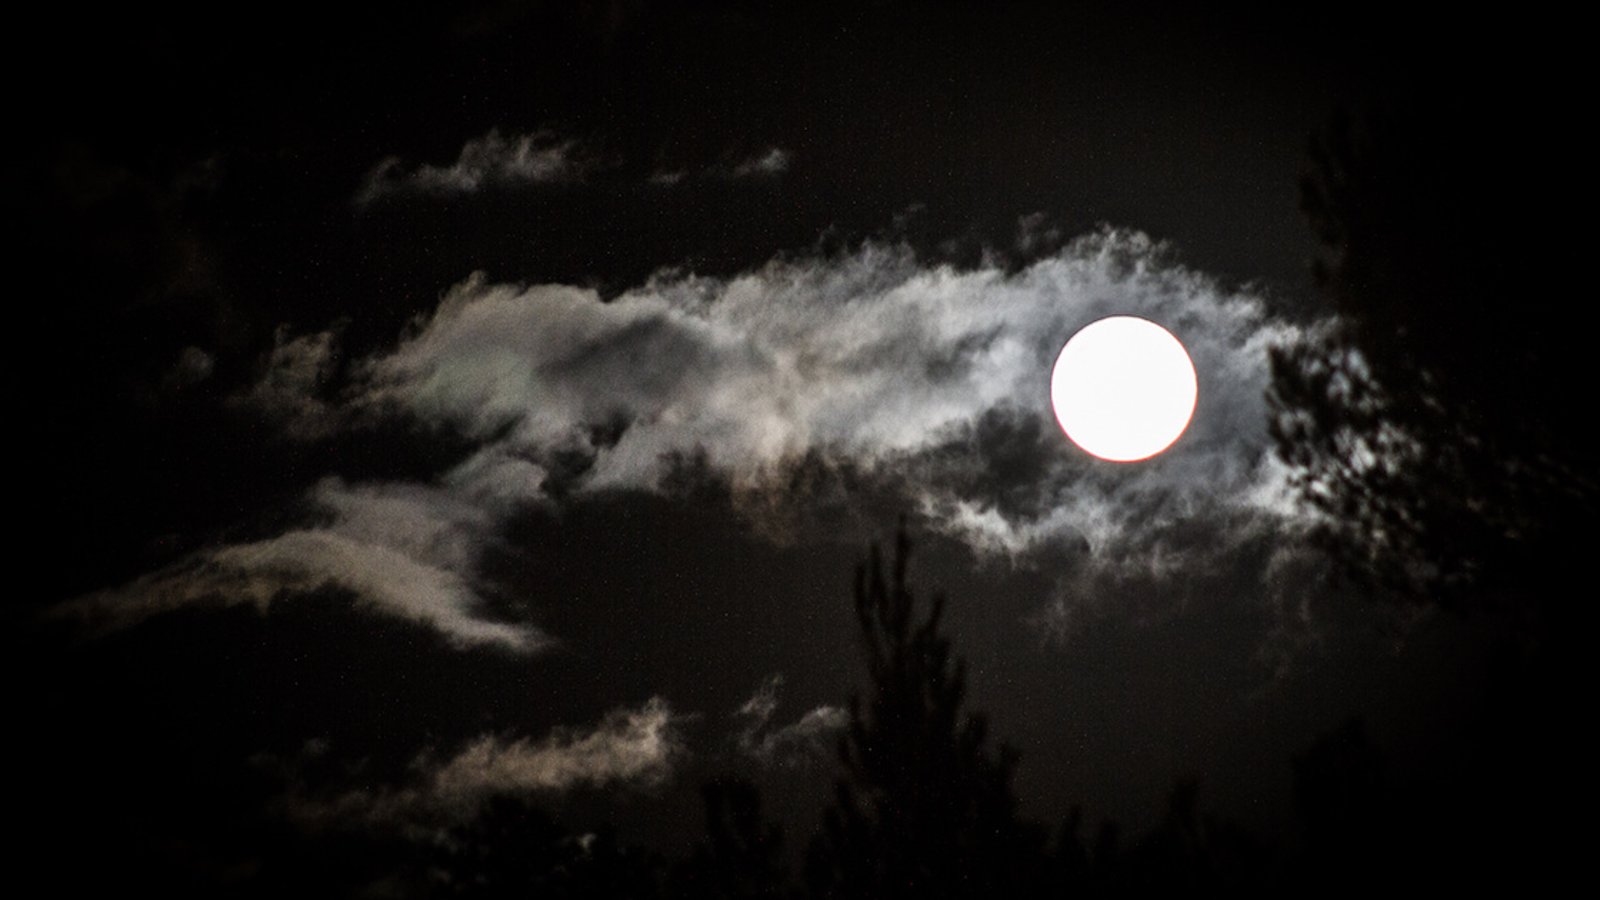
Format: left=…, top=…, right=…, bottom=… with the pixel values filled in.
left=1289, top=719, right=1394, bottom=893
left=1270, top=93, right=1585, bottom=893
left=806, top=525, right=1046, bottom=898
left=670, top=777, right=789, bottom=899
left=429, top=795, right=663, bottom=898
left=1268, top=93, right=1596, bottom=618
left=1102, top=780, right=1273, bottom=895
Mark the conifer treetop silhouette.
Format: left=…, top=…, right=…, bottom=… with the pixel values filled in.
left=808, top=524, right=1045, bottom=898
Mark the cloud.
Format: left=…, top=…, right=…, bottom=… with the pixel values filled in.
left=344, top=229, right=1303, bottom=552
left=59, top=476, right=548, bottom=653
left=1015, top=211, right=1066, bottom=257
left=726, top=147, right=790, bottom=178
left=68, top=227, right=1323, bottom=655
left=426, top=697, right=682, bottom=802
left=357, top=129, right=595, bottom=203
left=230, top=324, right=342, bottom=438
left=357, top=131, right=786, bottom=199
left=737, top=673, right=784, bottom=723
left=285, top=697, right=684, bottom=830
left=161, top=345, right=215, bottom=391
left=734, top=675, right=847, bottom=767
left=329, top=227, right=1316, bottom=644
left=650, top=147, right=792, bottom=186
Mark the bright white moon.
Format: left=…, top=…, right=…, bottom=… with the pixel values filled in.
left=1050, top=316, right=1197, bottom=462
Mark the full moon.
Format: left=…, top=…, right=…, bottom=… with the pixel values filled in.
left=1050, top=316, right=1197, bottom=462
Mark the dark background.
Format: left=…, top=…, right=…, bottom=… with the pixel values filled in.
left=12, top=2, right=1581, bottom=894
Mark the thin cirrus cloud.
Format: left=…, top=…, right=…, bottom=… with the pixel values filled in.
left=65, top=226, right=1320, bottom=654
left=356, top=127, right=792, bottom=202
left=284, top=697, right=684, bottom=830
left=652, top=146, right=792, bottom=185
left=355, top=128, right=597, bottom=204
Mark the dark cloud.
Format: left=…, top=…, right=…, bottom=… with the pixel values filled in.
left=160, top=345, right=216, bottom=392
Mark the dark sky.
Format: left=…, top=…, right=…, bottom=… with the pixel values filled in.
left=15, top=1, right=1551, bottom=892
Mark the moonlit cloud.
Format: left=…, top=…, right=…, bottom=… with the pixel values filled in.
left=344, top=229, right=1304, bottom=553
left=356, top=128, right=595, bottom=203
left=59, top=476, right=548, bottom=653
left=65, top=227, right=1321, bottom=651
left=286, top=697, right=685, bottom=830
left=427, top=697, right=682, bottom=801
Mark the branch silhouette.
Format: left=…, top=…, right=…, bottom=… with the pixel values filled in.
left=1269, top=96, right=1596, bottom=621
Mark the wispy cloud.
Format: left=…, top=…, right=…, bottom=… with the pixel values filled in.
left=650, top=146, right=792, bottom=186
left=343, top=229, right=1303, bottom=553
left=229, top=324, right=342, bottom=438
left=357, top=128, right=596, bottom=204
left=357, top=131, right=786, bottom=200
left=285, top=697, right=684, bottom=830
left=69, top=227, right=1323, bottom=655
left=726, top=146, right=790, bottom=178
left=424, top=697, right=682, bottom=804
left=59, top=477, right=548, bottom=653
left=734, top=674, right=847, bottom=767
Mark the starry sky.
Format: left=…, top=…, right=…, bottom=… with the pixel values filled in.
left=15, top=1, right=1557, bottom=892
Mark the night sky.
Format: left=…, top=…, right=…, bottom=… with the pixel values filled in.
left=15, top=3, right=1580, bottom=895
